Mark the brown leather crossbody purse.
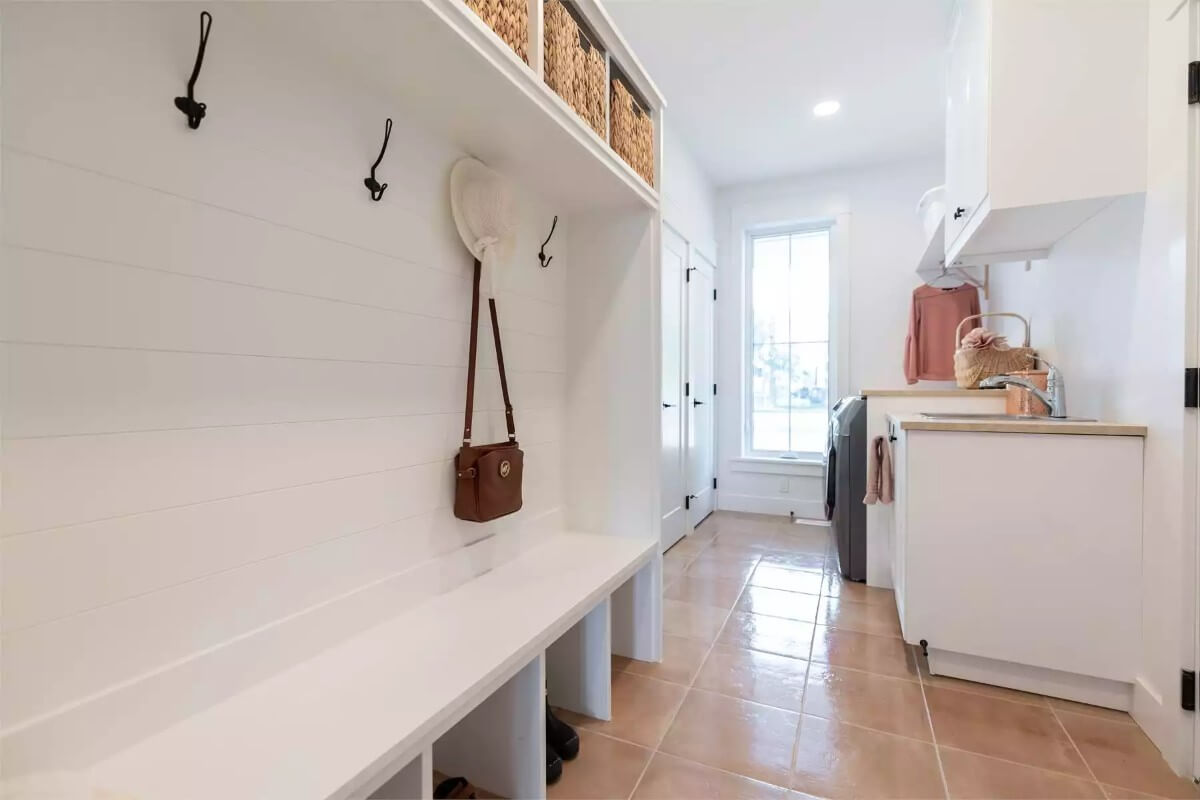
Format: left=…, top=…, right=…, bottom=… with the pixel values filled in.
left=454, top=258, right=523, bottom=522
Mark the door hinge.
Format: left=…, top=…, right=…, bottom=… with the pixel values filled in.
left=1190, top=61, right=1199, bottom=105
left=712, top=477, right=717, bottom=490
left=713, top=382, right=717, bottom=396
left=713, top=288, right=717, bottom=301
left=1186, top=368, right=1198, bottom=408
left=686, top=267, right=695, bottom=282
left=684, top=494, right=691, bottom=510
left=1183, top=669, right=1196, bottom=711
left=685, top=382, right=690, bottom=397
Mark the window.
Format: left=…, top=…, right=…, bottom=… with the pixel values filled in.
left=746, top=226, right=831, bottom=459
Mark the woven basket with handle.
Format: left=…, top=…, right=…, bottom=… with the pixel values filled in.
left=463, top=0, right=529, bottom=63
left=953, top=312, right=1037, bottom=389
left=544, top=0, right=606, bottom=138
left=610, top=75, right=655, bottom=187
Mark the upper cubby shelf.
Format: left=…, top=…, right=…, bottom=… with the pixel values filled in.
left=272, top=0, right=664, bottom=212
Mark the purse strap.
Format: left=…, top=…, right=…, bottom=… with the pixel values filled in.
left=462, top=258, right=516, bottom=446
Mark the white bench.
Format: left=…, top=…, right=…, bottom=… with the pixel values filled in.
left=84, top=532, right=660, bottom=800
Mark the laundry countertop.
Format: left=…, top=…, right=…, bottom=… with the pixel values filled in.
left=888, top=413, right=1147, bottom=437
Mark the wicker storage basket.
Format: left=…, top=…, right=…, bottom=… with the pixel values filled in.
left=610, top=74, right=655, bottom=186
left=953, top=312, right=1037, bottom=389
left=544, top=0, right=606, bottom=138
left=464, top=0, right=529, bottom=64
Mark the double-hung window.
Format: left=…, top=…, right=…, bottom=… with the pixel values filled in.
left=746, top=226, right=832, bottom=460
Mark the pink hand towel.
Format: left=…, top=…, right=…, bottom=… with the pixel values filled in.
left=864, top=435, right=894, bottom=505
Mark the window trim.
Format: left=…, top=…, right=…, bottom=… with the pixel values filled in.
left=740, top=214, right=850, bottom=463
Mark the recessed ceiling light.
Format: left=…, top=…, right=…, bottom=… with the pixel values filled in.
left=813, top=100, right=841, bottom=118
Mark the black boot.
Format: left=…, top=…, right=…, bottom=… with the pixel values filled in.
left=546, top=702, right=580, bottom=761
left=546, top=743, right=564, bottom=785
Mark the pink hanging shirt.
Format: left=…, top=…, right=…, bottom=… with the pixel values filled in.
left=903, top=284, right=981, bottom=384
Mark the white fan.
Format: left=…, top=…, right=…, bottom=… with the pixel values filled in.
left=449, top=158, right=517, bottom=297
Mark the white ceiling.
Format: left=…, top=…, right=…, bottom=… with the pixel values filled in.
left=606, top=0, right=953, bottom=187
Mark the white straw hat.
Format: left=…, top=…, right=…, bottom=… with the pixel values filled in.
left=450, top=158, right=517, bottom=297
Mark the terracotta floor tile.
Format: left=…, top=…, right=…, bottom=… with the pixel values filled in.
left=1057, top=711, right=1200, bottom=798
left=736, top=586, right=821, bottom=622
left=771, top=527, right=831, bottom=554
left=914, top=648, right=1048, bottom=707
left=757, top=552, right=829, bottom=572
left=791, top=715, right=945, bottom=799
left=556, top=672, right=686, bottom=749
left=660, top=689, right=800, bottom=786
left=669, top=535, right=713, bottom=554
left=924, top=686, right=1090, bottom=778
left=816, top=595, right=901, bottom=638
left=810, top=626, right=918, bottom=681
left=686, top=555, right=761, bottom=583
left=803, top=663, right=932, bottom=741
left=939, top=746, right=1105, bottom=799
left=823, top=573, right=898, bottom=606
left=751, top=565, right=827, bottom=594
left=666, top=576, right=749, bottom=610
left=1047, top=697, right=1136, bottom=724
left=632, top=752, right=789, bottom=800
left=547, top=730, right=651, bottom=800
left=718, top=611, right=816, bottom=660
left=625, top=634, right=711, bottom=686
left=693, top=645, right=810, bottom=712
left=664, top=600, right=730, bottom=643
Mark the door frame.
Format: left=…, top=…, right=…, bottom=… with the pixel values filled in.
left=660, top=224, right=689, bottom=552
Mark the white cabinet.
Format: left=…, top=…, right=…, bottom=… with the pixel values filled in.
left=944, top=0, right=1147, bottom=264
left=889, top=418, right=1144, bottom=709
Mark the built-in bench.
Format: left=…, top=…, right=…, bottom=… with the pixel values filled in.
left=83, top=532, right=660, bottom=800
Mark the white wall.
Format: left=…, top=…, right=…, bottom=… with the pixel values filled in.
left=985, top=0, right=1194, bottom=769
left=713, top=157, right=944, bottom=517
left=0, top=4, right=567, bottom=775
left=661, top=124, right=717, bottom=259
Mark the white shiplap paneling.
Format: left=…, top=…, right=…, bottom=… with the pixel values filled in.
left=0, top=2, right=568, bottom=773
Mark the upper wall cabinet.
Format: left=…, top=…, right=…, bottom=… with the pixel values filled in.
left=944, top=0, right=1147, bottom=264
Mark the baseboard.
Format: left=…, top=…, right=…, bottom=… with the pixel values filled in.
left=718, top=493, right=824, bottom=520
left=927, top=648, right=1132, bottom=710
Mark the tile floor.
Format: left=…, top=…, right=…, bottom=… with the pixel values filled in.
left=550, top=511, right=1199, bottom=800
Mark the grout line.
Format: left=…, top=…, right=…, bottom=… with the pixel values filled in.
left=914, top=645, right=953, bottom=799
left=1048, top=704, right=1106, bottom=792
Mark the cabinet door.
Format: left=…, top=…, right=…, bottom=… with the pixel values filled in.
left=890, top=428, right=908, bottom=636
left=945, top=0, right=990, bottom=249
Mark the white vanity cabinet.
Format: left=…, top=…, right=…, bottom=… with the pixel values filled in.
left=888, top=414, right=1146, bottom=709
left=944, top=0, right=1147, bottom=264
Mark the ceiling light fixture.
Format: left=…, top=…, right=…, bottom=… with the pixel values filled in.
left=813, top=100, right=841, bottom=118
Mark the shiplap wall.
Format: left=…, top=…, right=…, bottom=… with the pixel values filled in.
left=0, top=3, right=567, bottom=775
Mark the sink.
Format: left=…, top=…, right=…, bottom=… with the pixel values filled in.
left=919, top=412, right=1097, bottom=422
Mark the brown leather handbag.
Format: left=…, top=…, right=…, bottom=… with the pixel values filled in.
left=454, top=258, right=524, bottom=522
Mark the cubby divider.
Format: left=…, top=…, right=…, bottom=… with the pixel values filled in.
left=546, top=598, right=612, bottom=719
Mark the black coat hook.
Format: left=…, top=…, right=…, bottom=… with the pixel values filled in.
left=538, top=215, right=558, bottom=268
left=174, top=11, right=213, bottom=130
left=364, top=118, right=393, bottom=202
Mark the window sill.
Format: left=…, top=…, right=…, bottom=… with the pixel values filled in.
left=730, top=457, right=823, bottom=477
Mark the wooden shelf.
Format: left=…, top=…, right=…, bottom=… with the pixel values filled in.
left=267, top=0, right=662, bottom=212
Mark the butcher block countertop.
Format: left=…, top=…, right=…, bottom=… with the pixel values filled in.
left=862, top=388, right=1005, bottom=398
left=889, top=413, right=1147, bottom=437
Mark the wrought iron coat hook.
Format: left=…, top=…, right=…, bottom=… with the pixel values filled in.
left=364, top=118, right=393, bottom=202
left=174, top=11, right=213, bottom=130
left=538, top=215, right=558, bottom=268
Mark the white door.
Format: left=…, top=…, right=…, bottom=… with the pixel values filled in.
left=660, top=228, right=687, bottom=551
left=686, top=251, right=716, bottom=527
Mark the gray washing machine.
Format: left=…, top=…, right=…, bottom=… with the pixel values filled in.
left=823, top=396, right=867, bottom=582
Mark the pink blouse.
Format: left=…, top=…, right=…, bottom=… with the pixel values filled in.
left=903, top=284, right=981, bottom=384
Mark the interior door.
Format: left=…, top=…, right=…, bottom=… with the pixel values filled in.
left=660, top=228, right=687, bottom=551
left=686, top=250, right=716, bottom=527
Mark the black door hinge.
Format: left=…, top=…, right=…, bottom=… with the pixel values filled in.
left=713, top=288, right=717, bottom=301
left=685, top=382, right=690, bottom=397
left=713, top=382, right=717, bottom=396
left=1190, top=62, right=1199, bottom=104
left=712, top=477, right=717, bottom=490
left=686, top=267, right=695, bottom=282
left=1183, top=669, right=1196, bottom=711
left=684, top=494, right=691, bottom=510
left=1187, top=368, right=1199, bottom=408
